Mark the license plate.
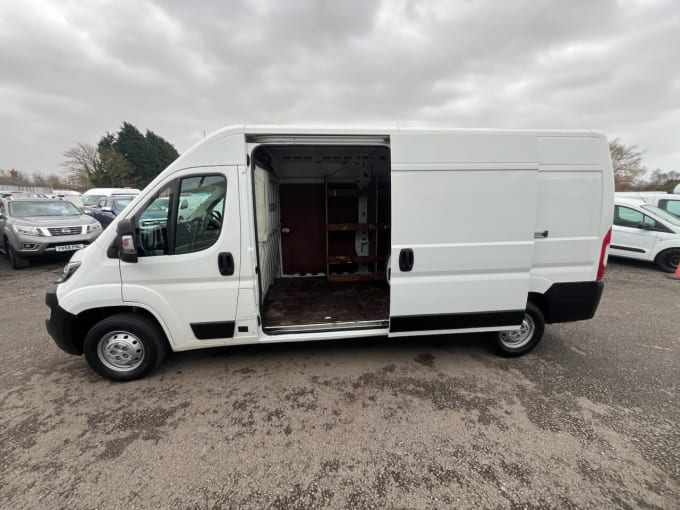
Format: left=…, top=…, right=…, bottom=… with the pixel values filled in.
left=56, top=244, right=85, bottom=252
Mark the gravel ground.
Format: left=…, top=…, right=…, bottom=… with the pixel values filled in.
left=0, top=255, right=678, bottom=509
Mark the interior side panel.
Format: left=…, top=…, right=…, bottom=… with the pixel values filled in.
left=279, top=184, right=326, bottom=274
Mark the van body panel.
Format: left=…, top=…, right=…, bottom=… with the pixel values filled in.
left=56, top=243, right=123, bottom=315
left=120, top=165, right=241, bottom=349
left=389, top=131, right=539, bottom=333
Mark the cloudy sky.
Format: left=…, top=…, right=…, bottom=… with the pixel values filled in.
left=1, top=0, right=678, bottom=175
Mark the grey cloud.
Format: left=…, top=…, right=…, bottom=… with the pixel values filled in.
left=0, top=0, right=678, bottom=174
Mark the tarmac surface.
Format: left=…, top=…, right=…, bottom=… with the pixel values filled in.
left=0, top=255, right=678, bottom=509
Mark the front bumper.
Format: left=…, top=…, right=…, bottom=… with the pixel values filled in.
left=14, top=231, right=100, bottom=256
left=45, top=285, right=81, bottom=355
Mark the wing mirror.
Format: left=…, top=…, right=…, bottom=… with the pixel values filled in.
left=635, top=221, right=652, bottom=230
left=117, top=218, right=138, bottom=263
left=101, top=206, right=113, bottom=213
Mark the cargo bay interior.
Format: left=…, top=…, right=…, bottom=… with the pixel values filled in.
left=252, top=145, right=391, bottom=334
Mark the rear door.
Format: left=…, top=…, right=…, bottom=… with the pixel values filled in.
left=120, top=166, right=241, bottom=346
left=388, top=131, right=538, bottom=336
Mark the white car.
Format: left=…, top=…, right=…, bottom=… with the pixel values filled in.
left=615, top=192, right=680, bottom=218
left=611, top=197, right=680, bottom=272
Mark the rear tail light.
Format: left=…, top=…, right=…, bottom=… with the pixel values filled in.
left=597, top=227, right=612, bottom=281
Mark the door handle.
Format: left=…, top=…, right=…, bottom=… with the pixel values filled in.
left=218, top=252, right=235, bottom=276
left=399, top=248, right=414, bottom=272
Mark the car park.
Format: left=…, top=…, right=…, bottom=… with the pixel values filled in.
left=81, top=187, right=141, bottom=208
left=0, top=197, right=103, bottom=269
left=610, top=197, right=680, bottom=272
left=616, top=191, right=680, bottom=218
left=84, top=194, right=136, bottom=229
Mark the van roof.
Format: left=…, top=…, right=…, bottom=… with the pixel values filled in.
left=615, top=197, right=646, bottom=206
left=83, top=188, right=141, bottom=195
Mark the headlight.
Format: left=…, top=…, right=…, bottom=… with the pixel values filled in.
left=13, top=225, right=43, bottom=236
left=56, top=261, right=81, bottom=283
left=86, top=222, right=102, bottom=233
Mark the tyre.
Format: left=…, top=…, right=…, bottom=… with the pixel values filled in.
left=494, top=303, right=545, bottom=357
left=6, top=242, right=30, bottom=269
left=83, top=313, right=168, bottom=381
left=654, top=249, right=680, bottom=273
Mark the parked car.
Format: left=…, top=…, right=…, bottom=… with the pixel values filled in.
left=616, top=192, right=680, bottom=218
left=84, top=195, right=136, bottom=229
left=610, top=197, right=680, bottom=272
left=0, top=197, right=103, bottom=269
left=82, top=187, right=141, bottom=208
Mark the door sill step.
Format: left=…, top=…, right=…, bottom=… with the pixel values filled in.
left=263, top=319, right=389, bottom=335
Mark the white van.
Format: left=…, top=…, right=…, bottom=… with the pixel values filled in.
left=615, top=191, right=680, bottom=218
left=45, top=126, right=614, bottom=381
left=611, top=196, right=680, bottom=272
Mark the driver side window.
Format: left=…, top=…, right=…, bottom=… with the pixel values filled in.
left=134, top=174, right=226, bottom=257
left=137, top=186, right=173, bottom=257
left=614, top=206, right=657, bottom=229
left=174, top=175, right=226, bottom=254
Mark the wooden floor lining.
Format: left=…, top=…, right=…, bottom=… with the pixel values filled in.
left=262, top=277, right=390, bottom=328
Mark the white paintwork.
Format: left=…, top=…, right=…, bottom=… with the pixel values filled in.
left=254, top=165, right=281, bottom=296
left=610, top=197, right=680, bottom=263
left=55, top=125, right=614, bottom=352
left=82, top=187, right=141, bottom=196
left=615, top=192, right=680, bottom=218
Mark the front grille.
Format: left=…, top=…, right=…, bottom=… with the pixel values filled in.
left=47, top=226, right=82, bottom=236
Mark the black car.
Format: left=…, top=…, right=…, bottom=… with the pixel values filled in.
left=84, top=195, right=136, bottom=228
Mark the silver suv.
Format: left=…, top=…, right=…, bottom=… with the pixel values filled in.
left=0, top=197, right=103, bottom=269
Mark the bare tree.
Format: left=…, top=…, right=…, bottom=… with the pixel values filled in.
left=61, top=143, right=100, bottom=189
left=609, top=138, right=646, bottom=191
left=644, top=169, right=680, bottom=192
left=61, top=143, right=133, bottom=188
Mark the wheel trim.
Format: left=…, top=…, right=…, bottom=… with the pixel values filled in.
left=498, top=314, right=536, bottom=349
left=97, top=331, right=145, bottom=372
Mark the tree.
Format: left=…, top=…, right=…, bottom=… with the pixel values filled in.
left=99, top=122, right=179, bottom=187
left=61, top=143, right=134, bottom=188
left=114, top=122, right=151, bottom=186
left=643, top=169, right=680, bottom=192
left=609, top=139, right=646, bottom=191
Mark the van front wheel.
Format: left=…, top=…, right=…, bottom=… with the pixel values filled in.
left=83, top=313, right=167, bottom=381
left=494, top=303, right=545, bottom=357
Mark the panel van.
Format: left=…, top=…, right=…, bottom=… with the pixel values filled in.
left=45, top=126, right=614, bottom=381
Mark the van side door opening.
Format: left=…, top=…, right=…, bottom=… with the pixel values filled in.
left=250, top=144, right=391, bottom=334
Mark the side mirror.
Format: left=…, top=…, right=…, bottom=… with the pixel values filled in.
left=101, top=206, right=113, bottom=213
left=117, top=218, right=138, bottom=263
left=635, top=221, right=652, bottom=230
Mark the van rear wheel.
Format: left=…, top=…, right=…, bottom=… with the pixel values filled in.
left=83, top=313, right=167, bottom=381
left=494, top=303, right=545, bottom=357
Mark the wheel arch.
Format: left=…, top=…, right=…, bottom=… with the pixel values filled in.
left=71, top=306, right=173, bottom=355
left=528, top=292, right=551, bottom=324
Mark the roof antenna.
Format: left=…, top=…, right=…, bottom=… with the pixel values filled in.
left=203, top=130, right=206, bottom=138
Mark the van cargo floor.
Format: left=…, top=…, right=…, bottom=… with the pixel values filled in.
left=262, top=277, right=389, bottom=333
